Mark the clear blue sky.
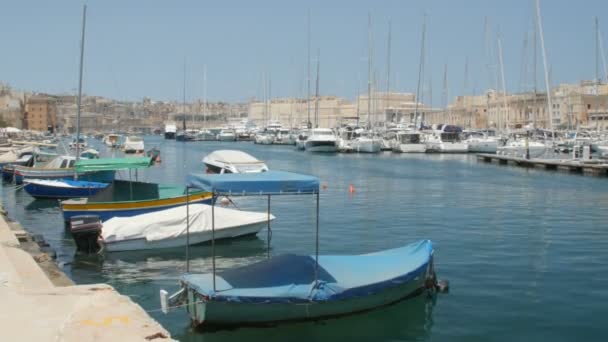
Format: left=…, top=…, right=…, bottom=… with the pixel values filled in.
left=1, top=0, right=606, bottom=105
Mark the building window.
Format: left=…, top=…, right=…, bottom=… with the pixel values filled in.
left=588, top=104, right=591, bottom=110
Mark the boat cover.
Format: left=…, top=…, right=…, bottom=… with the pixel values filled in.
left=187, top=170, right=319, bottom=195
left=102, top=203, right=274, bottom=243
left=75, top=157, right=152, bottom=172
left=24, top=179, right=108, bottom=188
left=181, top=240, right=432, bottom=303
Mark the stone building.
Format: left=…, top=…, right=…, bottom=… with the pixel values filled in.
left=25, top=95, right=58, bottom=132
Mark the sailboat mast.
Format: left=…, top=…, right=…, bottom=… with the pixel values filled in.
left=203, top=65, right=207, bottom=128
left=307, top=10, right=311, bottom=127
left=367, top=13, right=373, bottom=129
left=596, top=16, right=600, bottom=93
left=413, top=15, right=426, bottom=129
left=498, top=34, right=508, bottom=132
left=536, top=0, right=554, bottom=135
left=182, top=61, right=187, bottom=131
left=386, top=21, right=392, bottom=125
left=314, top=49, right=320, bottom=127
left=75, top=4, right=86, bottom=166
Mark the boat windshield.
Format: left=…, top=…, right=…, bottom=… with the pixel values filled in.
left=400, top=134, right=420, bottom=144
left=441, top=133, right=461, bottom=142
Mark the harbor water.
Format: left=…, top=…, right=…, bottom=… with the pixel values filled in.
left=2, top=136, right=608, bottom=341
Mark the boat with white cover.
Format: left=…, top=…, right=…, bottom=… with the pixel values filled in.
left=304, top=128, right=337, bottom=152
left=392, top=131, right=427, bottom=153
left=203, top=150, right=268, bottom=174
left=425, top=124, right=468, bottom=153
left=123, top=135, right=145, bottom=154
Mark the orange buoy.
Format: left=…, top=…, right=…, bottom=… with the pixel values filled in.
left=349, top=183, right=355, bottom=193
left=322, top=183, right=327, bottom=190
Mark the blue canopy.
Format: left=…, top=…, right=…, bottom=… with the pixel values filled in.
left=187, top=170, right=319, bottom=195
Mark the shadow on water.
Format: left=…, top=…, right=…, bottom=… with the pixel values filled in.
left=174, top=294, right=436, bottom=342
left=25, top=198, right=62, bottom=211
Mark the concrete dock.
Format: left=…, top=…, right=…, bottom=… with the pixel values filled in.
left=0, top=207, right=173, bottom=341
left=476, top=154, right=608, bottom=177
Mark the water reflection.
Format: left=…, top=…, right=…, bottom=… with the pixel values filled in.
left=174, top=295, right=435, bottom=342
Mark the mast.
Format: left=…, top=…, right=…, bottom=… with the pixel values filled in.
left=203, top=65, right=207, bottom=128
left=75, top=4, right=86, bottom=176
left=182, top=61, right=187, bottom=132
left=386, top=20, right=392, bottom=125
left=600, top=28, right=608, bottom=83
left=497, top=34, right=509, bottom=132
left=413, top=15, right=426, bottom=129
left=536, top=0, right=554, bottom=136
left=596, top=16, right=600, bottom=93
left=533, top=4, right=538, bottom=128
left=367, top=13, right=373, bottom=129
left=443, top=64, right=448, bottom=122
left=314, top=49, right=320, bottom=127
left=307, top=9, right=311, bottom=127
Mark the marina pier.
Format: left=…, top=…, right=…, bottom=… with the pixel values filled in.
left=476, top=153, right=608, bottom=176
left=0, top=205, right=172, bottom=341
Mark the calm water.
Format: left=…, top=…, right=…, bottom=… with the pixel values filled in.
left=2, top=136, right=608, bottom=341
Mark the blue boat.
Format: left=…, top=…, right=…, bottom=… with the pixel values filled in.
left=23, top=179, right=109, bottom=199
left=162, top=171, right=442, bottom=327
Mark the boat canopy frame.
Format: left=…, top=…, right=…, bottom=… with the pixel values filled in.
left=184, top=170, right=320, bottom=292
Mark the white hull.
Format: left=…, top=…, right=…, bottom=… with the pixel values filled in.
left=467, top=140, right=498, bottom=153
left=352, top=138, right=382, bottom=153
left=305, top=144, right=338, bottom=152
left=218, top=134, right=237, bottom=142
left=393, top=144, right=427, bottom=153
left=497, top=145, right=546, bottom=158
left=103, top=220, right=268, bottom=252
left=426, top=142, right=468, bottom=153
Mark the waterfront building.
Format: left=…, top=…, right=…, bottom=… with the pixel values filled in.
left=25, top=95, right=58, bottom=132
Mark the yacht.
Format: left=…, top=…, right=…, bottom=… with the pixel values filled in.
left=123, top=135, right=145, bottom=154
left=295, top=129, right=310, bottom=150
left=164, top=123, right=177, bottom=139
left=392, top=131, right=427, bottom=153
left=194, top=129, right=216, bottom=141
left=218, top=129, right=237, bottom=142
left=497, top=138, right=547, bottom=158
left=351, top=130, right=382, bottom=153
left=465, top=131, right=499, bottom=153
left=203, top=150, right=269, bottom=174
left=425, top=124, right=468, bottom=153
left=304, top=128, right=338, bottom=152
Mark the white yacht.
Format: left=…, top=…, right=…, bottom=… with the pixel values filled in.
left=304, top=128, right=338, bottom=152
left=497, top=139, right=547, bottom=158
left=203, top=150, right=268, bottom=174
left=465, top=131, right=499, bottom=153
left=218, top=129, right=237, bottom=142
left=352, top=131, right=382, bottom=153
left=295, top=129, right=310, bottom=150
left=164, top=122, right=177, bottom=139
left=425, top=124, right=468, bottom=153
left=392, top=131, right=427, bottom=153
left=123, top=135, right=145, bottom=154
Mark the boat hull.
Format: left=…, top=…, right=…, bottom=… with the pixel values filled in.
left=24, top=181, right=108, bottom=199
left=14, top=169, right=115, bottom=185
left=392, top=144, right=427, bottom=153
left=497, top=145, right=546, bottom=158
left=467, top=140, right=498, bottom=153
left=183, top=258, right=432, bottom=327
left=426, top=142, right=468, bottom=153
left=61, top=191, right=213, bottom=223
left=305, top=141, right=337, bottom=152
left=353, top=139, right=382, bottom=153
left=104, top=220, right=268, bottom=252
left=164, top=132, right=176, bottom=139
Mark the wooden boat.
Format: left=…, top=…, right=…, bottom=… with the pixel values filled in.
left=24, top=179, right=109, bottom=199
left=60, top=157, right=212, bottom=223
left=13, top=155, right=115, bottom=185
left=162, top=171, right=442, bottom=327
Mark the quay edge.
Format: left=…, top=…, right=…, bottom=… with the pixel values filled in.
left=0, top=203, right=174, bottom=341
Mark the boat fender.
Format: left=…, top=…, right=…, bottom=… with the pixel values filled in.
left=435, top=279, right=449, bottom=293
left=219, top=197, right=230, bottom=206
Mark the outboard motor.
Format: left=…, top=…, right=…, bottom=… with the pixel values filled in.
left=70, top=215, right=102, bottom=254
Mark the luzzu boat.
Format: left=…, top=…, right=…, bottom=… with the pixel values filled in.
left=13, top=155, right=115, bottom=185
left=161, top=171, right=445, bottom=327
left=60, top=157, right=212, bottom=224
left=24, top=179, right=109, bottom=199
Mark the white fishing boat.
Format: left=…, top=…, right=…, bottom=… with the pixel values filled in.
left=305, top=128, right=337, bottom=152
left=70, top=204, right=274, bottom=252
left=203, top=150, right=268, bottom=174
left=103, top=133, right=121, bottom=148
left=392, top=131, right=427, bottom=153
left=123, top=136, right=145, bottom=154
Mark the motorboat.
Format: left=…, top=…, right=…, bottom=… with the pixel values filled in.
left=161, top=171, right=444, bottom=327
left=13, top=155, right=115, bottom=185
left=176, top=129, right=196, bottom=142
left=217, top=129, right=236, bottom=142
left=295, top=129, right=309, bottom=150
left=60, top=157, right=211, bottom=223
left=497, top=139, right=547, bottom=158
left=24, top=179, right=109, bottom=199
left=273, top=129, right=296, bottom=145
left=194, top=129, right=217, bottom=141
left=304, top=128, right=337, bottom=152
left=70, top=204, right=275, bottom=253
left=425, top=124, right=468, bottom=153
left=123, top=135, right=145, bottom=154
left=351, top=130, right=382, bottom=153
left=203, top=150, right=269, bottom=174
left=79, top=148, right=100, bottom=159
left=465, top=131, right=499, bottom=153
left=392, top=132, right=427, bottom=153
left=103, top=134, right=121, bottom=148
left=254, top=132, right=274, bottom=145
left=164, top=123, right=177, bottom=139
left=69, top=137, right=87, bottom=149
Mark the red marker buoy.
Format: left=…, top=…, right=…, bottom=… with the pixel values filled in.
left=349, top=183, right=355, bottom=193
